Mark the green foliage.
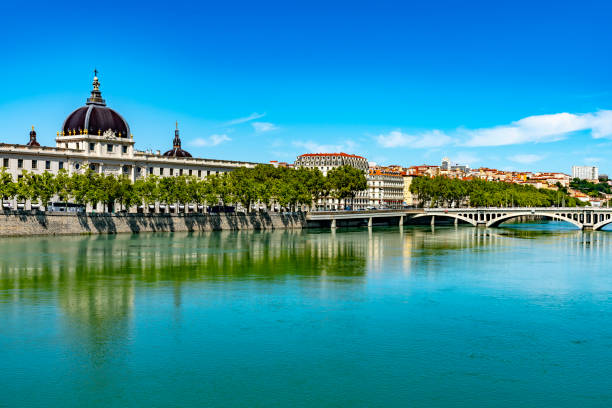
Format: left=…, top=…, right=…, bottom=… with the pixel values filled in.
left=0, top=168, right=16, bottom=202
left=0, top=164, right=363, bottom=212
left=410, top=176, right=584, bottom=208
left=570, top=178, right=611, bottom=196
left=326, top=165, right=367, bottom=208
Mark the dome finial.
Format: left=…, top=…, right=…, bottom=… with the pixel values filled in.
left=173, top=122, right=182, bottom=149
left=87, top=69, right=106, bottom=105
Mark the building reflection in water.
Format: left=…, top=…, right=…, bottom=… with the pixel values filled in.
left=1, top=224, right=611, bottom=364
left=0, top=230, right=370, bottom=357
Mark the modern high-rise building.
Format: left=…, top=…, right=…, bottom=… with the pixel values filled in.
left=441, top=157, right=450, bottom=171
left=572, top=166, right=599, bottom=181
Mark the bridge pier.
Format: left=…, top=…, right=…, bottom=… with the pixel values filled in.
left=368, top=217, right=372, bottom=227
left=399, top=215, right=404, bottom=226
left=430, top=215, right=435, bottom=226
left=331, top=219, right=336, bottom=229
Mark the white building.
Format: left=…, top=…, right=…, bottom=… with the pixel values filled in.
left=367, top=167, right=405, bottom=209
left=0, top=74, right=259, bottom=211
left=294, top=152, right=369, bottom=176
left=572, top=166, right=599, bottom=181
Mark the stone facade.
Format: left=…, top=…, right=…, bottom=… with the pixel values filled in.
left=0, top=212, right=306, bottom=237
left=367, top=166, right=405, bottom=209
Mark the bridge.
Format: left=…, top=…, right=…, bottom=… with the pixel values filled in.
left=307, top=207, right=612, bottom=230
left=307, top=209, right=421, bottom=228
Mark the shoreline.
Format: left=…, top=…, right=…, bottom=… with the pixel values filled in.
left=0, top=211, right=306, bottom=237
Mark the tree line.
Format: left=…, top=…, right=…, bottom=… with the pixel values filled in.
left=0, top=164, right=367, bottom=212
left=409, top=176, right=587, bottom=207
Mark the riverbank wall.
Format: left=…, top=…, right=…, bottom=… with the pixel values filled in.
left=0, top=211, right=306, bottom=237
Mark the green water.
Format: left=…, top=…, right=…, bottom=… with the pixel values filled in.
left=1, top=224, right=611, bottom=407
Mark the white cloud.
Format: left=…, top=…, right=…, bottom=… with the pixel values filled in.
left=252, top=122, right=278, bottom=133
left=292, top=140, right=358, bottom=153
left=375, top=110, right=612, bottom=149
left=190, top=134, right=231, bottom=147
left=464, top=110, right=612, bottom=147
left=508, top=154, right=544, bottom=164
left=376, top=130, right=453, bottom=148
left=223, top=112, right=265, bottom=126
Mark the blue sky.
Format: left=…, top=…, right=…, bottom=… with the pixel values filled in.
left=1, top=0, right=611, bottom=173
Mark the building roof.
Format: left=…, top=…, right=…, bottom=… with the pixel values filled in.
left=298, top=152, right=366, bottom=159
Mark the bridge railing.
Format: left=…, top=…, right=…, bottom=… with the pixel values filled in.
left=423, top=207, right=609, bottom=212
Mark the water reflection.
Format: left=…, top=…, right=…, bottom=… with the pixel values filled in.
left=1, top=224, right=612, bottom=407
left=2, top=224, right=611, bottom=301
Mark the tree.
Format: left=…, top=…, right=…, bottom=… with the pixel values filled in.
left=116, top=175, right=136, bottom=211
left=55, top=169, right=72, bottom=210
left=228, top=167, right=258, bottom=211
left=0, top=168, right=15, bottom=211
left=33, top=171, right=58, bottom=210
left=15, top=172, right=33, bottom=208
left=327, top=165, right=367, bottom=209
left=134, top=176, right=160, bottom=210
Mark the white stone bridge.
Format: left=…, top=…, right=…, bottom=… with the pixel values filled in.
left=414, top=207, right=612, bottom=231
left=307, top=207, right=612, bottom=230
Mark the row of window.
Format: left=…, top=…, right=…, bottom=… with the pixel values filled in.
left=2, top=158, right=64, bottom=171
left=1, top=157, right=225, bottom=178
left=62, top=142, right=129, bottom=154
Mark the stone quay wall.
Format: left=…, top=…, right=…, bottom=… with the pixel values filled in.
left=0, top=211, right=306, bottom=237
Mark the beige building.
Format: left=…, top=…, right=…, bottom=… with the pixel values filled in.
left=403, top=175, right=415, bottom=206
left=0, top=75, right=259, bottom=211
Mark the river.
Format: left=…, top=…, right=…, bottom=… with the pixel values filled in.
left=1, top=223, right=611, bottom=407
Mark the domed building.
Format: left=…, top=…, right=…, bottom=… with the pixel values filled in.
left=0, top=73, right=259, bottom=212
left=61, top=75, right=130, bottom=139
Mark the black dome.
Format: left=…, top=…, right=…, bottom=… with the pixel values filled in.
left=63, top=105, right=130, bottom=137
left=62, top=75, right=130, bottom=138
left=163, top=148, right=192, bottom=158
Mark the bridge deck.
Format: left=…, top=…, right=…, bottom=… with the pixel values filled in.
left=306, top=207, right=612, bottom=231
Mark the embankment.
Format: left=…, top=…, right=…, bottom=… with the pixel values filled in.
left=0, top=211, right=306, bottom=237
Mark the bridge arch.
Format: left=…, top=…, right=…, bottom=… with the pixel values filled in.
left=486, top=212, right=583, bottom=229
left=593, top=214, right=612, bottom=231
left=412, top=212, right=478, bottom=226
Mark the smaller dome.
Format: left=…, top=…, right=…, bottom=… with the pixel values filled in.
left=26, top=126, right=40, bottom=147
left=163, top=148, right=192, bottom=158
left=163, top=122, right=192, bottom=158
